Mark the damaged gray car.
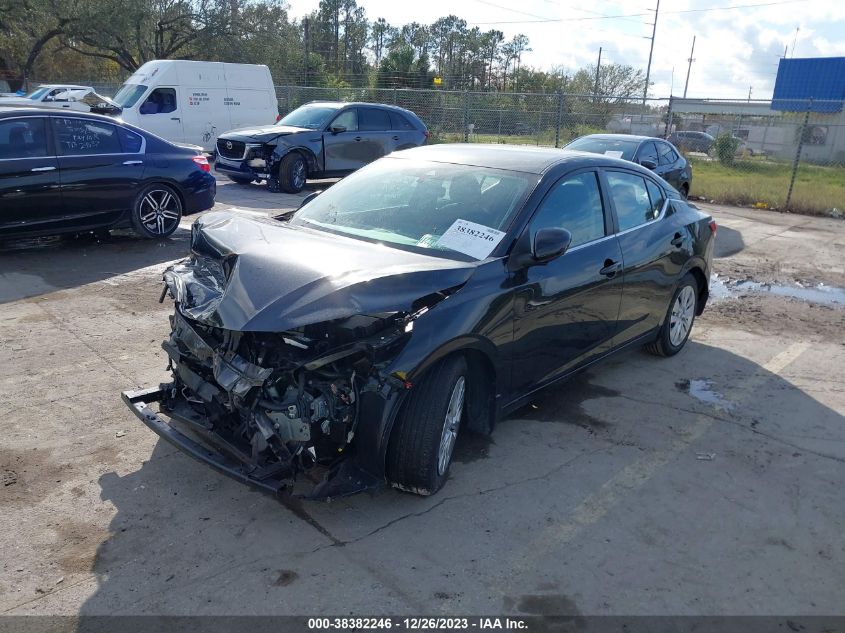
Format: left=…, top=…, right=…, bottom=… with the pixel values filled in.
left=123, top=144, right=715, bottom=498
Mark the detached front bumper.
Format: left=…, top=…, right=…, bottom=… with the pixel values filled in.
left=121, top=387, right=380, bottom=499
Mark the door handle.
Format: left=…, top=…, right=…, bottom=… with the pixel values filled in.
left=599, top=259, right=622, bottom=278
left=31, top=166, right=56, bottom=172
left=171, top=117, right=181, bottom=121
left=123, top=160, right=143, bottom=166
left=670, top=232, right=684, bottom=248
left=354, top=136, right=362, bottom=141
left=392, top=135, right=400, bottom=140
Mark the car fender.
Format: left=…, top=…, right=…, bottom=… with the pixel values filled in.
left=271, top=145, right=320, bottom=174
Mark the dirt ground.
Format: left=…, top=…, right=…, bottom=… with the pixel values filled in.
left=1, top=178, right=843, bottom=619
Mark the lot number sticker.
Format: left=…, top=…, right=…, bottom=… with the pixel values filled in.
left=437, top=219, right=506, bottom=260
left=604, top=150, right=624, bottom=158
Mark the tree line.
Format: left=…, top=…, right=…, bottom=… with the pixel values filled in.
left=0, top=0, right=646, bottom=99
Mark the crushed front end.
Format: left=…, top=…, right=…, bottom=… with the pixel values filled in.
left=123, top=265, right=417, bottom=499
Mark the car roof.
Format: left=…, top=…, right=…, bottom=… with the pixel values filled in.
left=0, top=107, right=127, bottom=125
left=302, top=100, right=421, bottom=117
left=390, top=143, right=644, bottom=175
left=573, top=133, right=658, bottom=143
left=35, top=84, right=92, bottom=90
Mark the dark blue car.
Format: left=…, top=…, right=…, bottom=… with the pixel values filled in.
left=0, top=107, right=216, bottom=239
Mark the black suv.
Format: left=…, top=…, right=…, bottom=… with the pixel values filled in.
left=215, top=101, right=429, bottom=193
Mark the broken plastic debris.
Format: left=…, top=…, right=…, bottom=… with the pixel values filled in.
left=696, top=452, right=716, bottom=461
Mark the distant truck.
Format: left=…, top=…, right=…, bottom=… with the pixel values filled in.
left=0, top=84, right=94, bottom=111
left=98, top=60, right=279, bottom=151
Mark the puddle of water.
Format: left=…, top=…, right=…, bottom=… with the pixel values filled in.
left=676, top=378, right=735, bottom=412
left=709, top=274, right=845, bottom=307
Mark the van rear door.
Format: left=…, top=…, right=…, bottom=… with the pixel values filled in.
left=223, top=64, right=277, bottom=130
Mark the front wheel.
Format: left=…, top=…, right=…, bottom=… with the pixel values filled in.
left=275, top=153, right=307, bottom=193
left=646, top=274, right=698, bottom=357
left=130, top=184, right=182, bottom=239
left=386, top=356, right=467, bottom=496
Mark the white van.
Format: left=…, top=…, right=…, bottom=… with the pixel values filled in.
left=108, top=60, right=278, bottom=151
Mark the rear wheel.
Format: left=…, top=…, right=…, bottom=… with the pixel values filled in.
left=646, top=274, right=698, bottom=357
left=130, top=184, right=182, bottom=239
left=276, top=153, right=307, bottom=193
left=680, top=183, right=690, bottom=199
left=386, top=356, right=467, bottom=496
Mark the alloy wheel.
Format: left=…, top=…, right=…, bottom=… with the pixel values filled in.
left=437, top=376, right=465, bottom=476
left=669, top=285, right=696, bottom=347
left=139, top=189, right=181, bottom=236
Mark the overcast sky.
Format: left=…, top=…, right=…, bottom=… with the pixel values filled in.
left=285, top=0, right=845, bottom=99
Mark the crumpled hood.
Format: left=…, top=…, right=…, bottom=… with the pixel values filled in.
left=165, top=211, right=477, bottom=332
left=219, top=125, right=309, bottom=143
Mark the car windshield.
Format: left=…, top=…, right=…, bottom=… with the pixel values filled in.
left=289, top=158, right=534, bottom=261
left=277, top=105, right=340, bottom=130
left=112, top=84, right=148, bottom=108
left=26, top=87, right=50, bottom=100
left=566, top=137, right=640, bottom=161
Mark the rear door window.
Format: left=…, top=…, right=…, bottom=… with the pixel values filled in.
left=52, top=117, right=123, bottom=155
left=0, top=118, right=49, bottom=159
left=119, top=127, right=144, bottom=153
left=389, top=111, right=415, bottom=130
left=359, top=108, right=391, bottom=131
left=645, top=180, right=666, bottom=219
left=606, top=171, right=655, bottom=231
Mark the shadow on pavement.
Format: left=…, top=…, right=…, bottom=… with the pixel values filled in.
left=714, top=225, right=745, bottom=258
left=0, top=228, right=190, bottom=304
left=76, top=342, right=844, bottom=615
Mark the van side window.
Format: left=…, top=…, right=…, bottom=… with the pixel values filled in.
left=140, top=88, right=177, bottom=115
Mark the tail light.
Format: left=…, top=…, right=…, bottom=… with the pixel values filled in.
left=192, top=155, right=211, bottom=172
left=709, top=220, right=718, bottom=234
left=276, top=114, right=282, bottom=122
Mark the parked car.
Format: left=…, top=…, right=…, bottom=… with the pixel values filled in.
left=667, top=130, right=715, bottom=154
left=123, top=144, right=716, bottom=499
left=0, top=84, right=94, bottom=111
left=0, top=107, right=216, bottom=240
left=564, top=133, right=692, bottom=198
left=214, top=101, right=429, bottom=193
left=99, top=60, right=279, bottom=151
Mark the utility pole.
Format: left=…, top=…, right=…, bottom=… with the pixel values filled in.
left=747, top=85, right=752, bottom=102
left=790, top=26, right=800, bottom=57
left=593, top=46, right=602, bottom=101
left=642, top=0, right=660, bottom=105
left=683, top=35, right=695, bottom=99
left=303, top=18, right=310, bottom=86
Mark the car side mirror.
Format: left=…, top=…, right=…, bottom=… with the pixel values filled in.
left=298, top=190, right=322, bottom=209
left=330, top=125, right=346, bottom=135
left=533, top=227, right=572, bottom=262
left=640, top=158, right=657, bottom=170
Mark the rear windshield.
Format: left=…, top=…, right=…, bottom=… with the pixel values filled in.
left=113, top=84, right=148, bottom=109
left=566, top=137, right=640, bottom=161
left=26, top=88, right=50, bottom=100
left=277, top=105, right=340, bottom=130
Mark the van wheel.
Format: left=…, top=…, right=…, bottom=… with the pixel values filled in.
left=277, top=153, right=307, bottom=193
left=386, top=356, right=467, bottom=496
left=131, top=184, right=182, bottom=239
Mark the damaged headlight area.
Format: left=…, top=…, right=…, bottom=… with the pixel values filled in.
left=157, top=306, right=409, bottom=491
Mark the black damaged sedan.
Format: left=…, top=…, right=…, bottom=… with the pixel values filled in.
left=123, top=144, right=716, bottom=498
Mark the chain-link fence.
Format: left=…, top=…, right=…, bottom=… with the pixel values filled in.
left=33, top=81, right=845, bottom=216
left=664, top=97, right=844, bottom=216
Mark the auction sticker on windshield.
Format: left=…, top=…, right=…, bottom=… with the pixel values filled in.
left=437, top=219, right=506, bottom=260
left=604, top=150, right=624, bottom=158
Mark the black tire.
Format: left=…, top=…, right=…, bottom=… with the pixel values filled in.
left=386, top=356, right=468, bottom=496
left=228, top=176, right=254, bottom=185
left=130, top=183, right=182, bottom=239
left=646, top=274, right=698, bottom=357
left=680, top=183, right=690, bottom=199
left=277, top=152, right=307, bottom=193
